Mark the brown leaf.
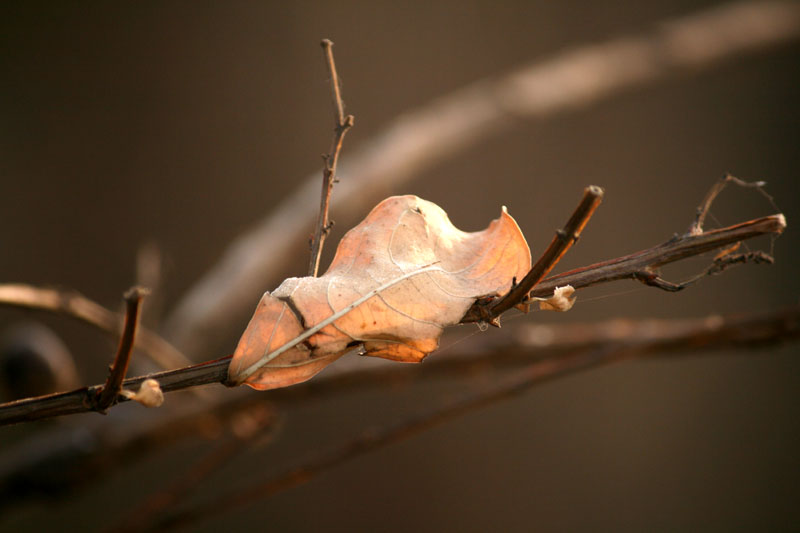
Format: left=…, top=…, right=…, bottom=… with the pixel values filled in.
left=228, top=195, right=531, bottom=390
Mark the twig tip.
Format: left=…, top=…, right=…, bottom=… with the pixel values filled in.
left=587, top=185, right=605, bottom=198
left=124, top=286, right=151, bottom=302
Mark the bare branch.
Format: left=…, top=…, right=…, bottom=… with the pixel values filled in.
left=529, top=214, right=785, bottom=299
left=0, top=357, right=230, bottom=425
left=0, top=205, right=784, bottom=425
left=162, top=1, right=800, bottom=362
left=308, top=39, right=355, bottom=277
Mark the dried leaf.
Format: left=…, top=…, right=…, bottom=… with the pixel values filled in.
left=228, top=195, right=531, bottom=390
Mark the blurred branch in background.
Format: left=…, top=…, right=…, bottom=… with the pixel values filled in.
left=146, top=304, right=800, bottom=531
left=116, top=404, right=281, bottom=533
left=0, top=284, right=190, bottom=370
left=2, top=304, right=797, bottom=515
left=162, top=0, right=800, bottom=362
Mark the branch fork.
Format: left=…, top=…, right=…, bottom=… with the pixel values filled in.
left=462, top=185, right=604, bottom=326
left=462, top=176, right=785, bottom=327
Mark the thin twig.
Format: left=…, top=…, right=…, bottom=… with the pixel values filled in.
left=308, top=39, right=355, bottom=277
left=689, top=173, right=771, bottom=235
left=95, top=287, right=148, bottom=411
left=463, top=185, right=603, bottom=324
left=0, top=283, right=191, bottom=370
left=528, top=214, right=785, bottom=299
left=147, top=304, right=800, bottom=531
left=0, top=210, right=784, bottom=425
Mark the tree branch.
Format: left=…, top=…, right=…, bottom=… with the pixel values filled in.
left=0, top=204, right=784, bottom=426
left=308, top=39, right=355, bottom=277
left=529, top=213, right=784, bottom=299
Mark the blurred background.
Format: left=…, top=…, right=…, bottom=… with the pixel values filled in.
left=1, top=1, right=798, bottom=531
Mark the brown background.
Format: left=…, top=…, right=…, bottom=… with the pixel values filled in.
left=1, top=1, right=799, bottom=531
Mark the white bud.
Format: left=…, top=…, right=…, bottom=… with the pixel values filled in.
left=537, top=285, right=576, bottom=312
left=120, top=379, right=164, bottom=408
